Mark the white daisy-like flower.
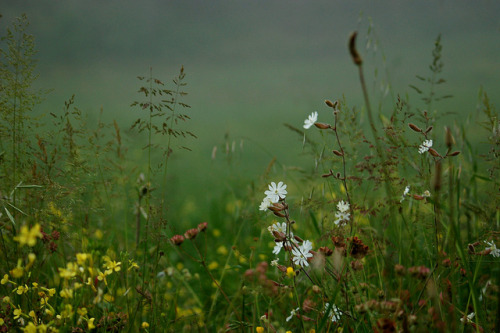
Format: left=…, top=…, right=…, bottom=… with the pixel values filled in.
left=324, top=303, right=342, bottom=322
left=303, top=111, right=318, bottom=129
left=286, top=307, right=300, bottom=322
left=259, top=196, right=273, bottom=211
left=272, top=241, right=283, bottom=255
left=337, top=200, right=350, bottom=213
left=418, top=139, right=433, bottom=154
left=292, top=242, right=313, bottom=267
left=334, top=211, right=350, bottom=226
left=270, top=258, right=279, bottom=267
left=264, top=181, right=287, bottom=203
left=267, top=222, right=287, bottom=235
left=460, top=312, right=475, bottom=324
left=485, top=241, right=500, bottom=257
left=301, top=240, right=313, bottom=253
left=401, top=185, right=411, bottom=202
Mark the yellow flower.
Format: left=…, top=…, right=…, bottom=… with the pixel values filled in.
left=23, top=322, right=37, bottom=333
left=14, top=308, right=22, bottom=319
left=29, top=310, right=36, bottom=319
left=14, top=223, right=42, bottom=247
left=256, top=327, right=264, bottom=333
left=141, top=322, right=149, bottom=329
left=60, top=288, right=73, bottom=299
left=286, top=267, right=295, bottom=278
left=208, top=261, right=219, bottom=270
left=88, top=318, right=96, bottom=330
left=128, top=260, right=139, bottom=271
left=104, top=293, right=114, bottom=303
left=104, top=260, right=121, bottom=274
left=77, top=307, right=87, bottom=317
left=48, top=288, right=56, bottom=297
left=32, top=282, right=38, bottom=288
left=0, top=318, right=3, bottom=325
left=76, top=253, right=90, bottom=266
left=1, top=274, right=9, bottom=284
left=16, top=284, right=29, bottom=295
left=3, top=296, right=10, bottom=303
left=10, top=266, right=24, bottom=278
left=58, top=262, right=78, bottom=279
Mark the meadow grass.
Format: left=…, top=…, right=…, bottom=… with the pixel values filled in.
left=0, top=15, right=499, bottom=333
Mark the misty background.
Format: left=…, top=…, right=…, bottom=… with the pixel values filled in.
left=2, top=1, right=499, bottom=221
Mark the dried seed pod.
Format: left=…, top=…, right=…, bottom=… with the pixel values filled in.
left=448, top=151, right=461, bottom=156
left=412, top=194, right=425, bottom=200
left=325, top=99, right=336, bottom=108
left=408, top=123, right=422, bottom=132
left=349, top=31, right=363, bottom=66
left=428, top=148, right=441, bottom=157
left=314, top=122, right=331, bottom=129
left=425, top=126, right=433, bottom=134
left=333, top=150, right=344, bottom=156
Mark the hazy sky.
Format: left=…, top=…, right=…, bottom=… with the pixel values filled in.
left=1, top=1, right=499, bottom=202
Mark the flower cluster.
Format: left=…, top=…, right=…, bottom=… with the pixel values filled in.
left=303, top=111, right=318, bottom=129
left=334, top=200, right=350, bottom=226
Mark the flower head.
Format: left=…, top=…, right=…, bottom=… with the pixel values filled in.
left=286, top=307, right=300, bottom=322
left=337, top=200, right=350, bottom=213
left=324, top=303, right=342, bottom=322
left=485, top=241, right=500, bottom=257
left=264, top=181, right=287, bottom=203
left=460, top=312, right=475, bottom=324
left=292, top=242, right=313, bottom=267
left=401, top=185, right=411, bottom=202
left=259, top=196, right=273, bottom=211
left=418, top=140, right=433, bottom=154
left=303, top=111, right=318, bottom=129
left=14, top=223, right=42, bottom=247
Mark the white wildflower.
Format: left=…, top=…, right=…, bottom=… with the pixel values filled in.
left=418, top=139, right=433, bottom=154
left=303, top=111, right=318, bottom=129
left=292, top=242, right=313, bottom=267
left=485, top=241, right=500, bottom=257
left=324, top=303, right=342, bottom=322
left=259, top=196, right=273, bottom=211
left=460, top=312, right=475, bottom=324
left=286, top=307, right=300, bottom=322
left=264, top=181, right=287, bottom=203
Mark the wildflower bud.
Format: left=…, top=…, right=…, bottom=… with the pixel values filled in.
left=268, top=203, right=285, bottom=212
left=294, top=235, right=304, bottom=243
left=412, top=194, right=424, bottom=200
left=428, top=148, right=441, bottom=157
left=394, top=264, right=406, bottom=276
left=184, top=228, right=199, bottom=240
left=319, top=246, right=333, bottom=256
left=332, top=150, right=344, bottom=156
left=272, top=231, right=286, bottom=241
left=408, top=123, right=422, bottom=132
left=314, top=122, right=331, bottom=129
left=425, top=126, right=433, bottom=134
left=272, top=211, right=286, bottom=218
left=468, top=243, right=476, bottom=254
left=197, top=222, right=208, bottom=232
left=277, top=264, right=287, bottom=273
left=336, top=172, right=341, bottom=179
left=349, top=31, right=363, bottom=66
left=448, top=151, right=461, bottom=156
left=289, top=220, right=296, bottom=225
left=325, top=100, right=337, bottom=108
left=445, top=126, right=455, bottom=148
left=170, top=235, right=185, bottom=246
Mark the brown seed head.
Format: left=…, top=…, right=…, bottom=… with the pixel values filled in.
left=170, top=234, right=185, bottom=245
left=408, top=123, right=422, bottom=133
left=349, top=31, right=363, bottom=66
left=184, top=228, right=199, bottom=240
left=318, top=246, right=333, bottom=256
left=197, top=222, right=208, bottom=232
